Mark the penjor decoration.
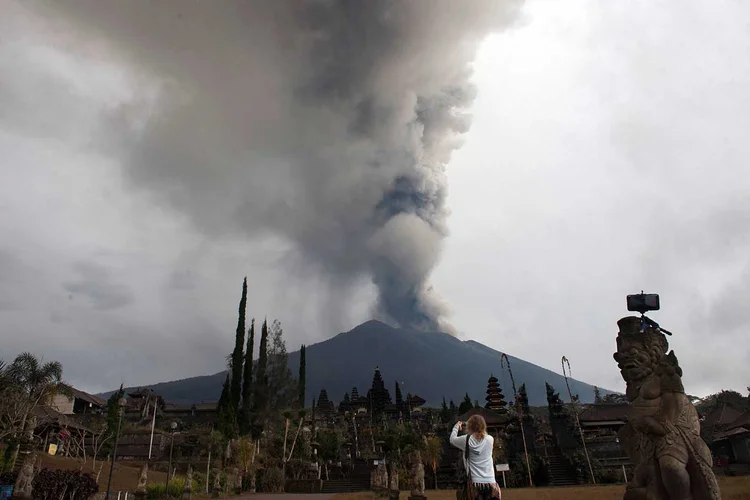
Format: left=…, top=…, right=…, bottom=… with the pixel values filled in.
left=613, top=316, right=721, bottom=500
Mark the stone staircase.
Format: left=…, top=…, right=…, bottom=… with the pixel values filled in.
left=547, top=453, right=578, bottom=486
left=321, top=460, right=371, bottom=493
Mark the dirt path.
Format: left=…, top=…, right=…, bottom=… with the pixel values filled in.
left=235, top=495, right=333, bottom=500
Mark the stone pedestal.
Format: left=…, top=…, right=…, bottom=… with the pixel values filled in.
left=614, top=316, right=722, bottom=500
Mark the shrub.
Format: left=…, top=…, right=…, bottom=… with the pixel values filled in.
left=145, top=478, right=193, bottom=500
left=31, top=468, right=98, bottom=500
left=0, top=471, right=17, bottom=486
left=259, top=467, right=284, bottom=493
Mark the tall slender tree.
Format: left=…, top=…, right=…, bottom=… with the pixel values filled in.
left=240, top=318, right=255, bottom=434
left=217, top=374, right=236, bottom=438
left=230, top=278, right=248, bottom=412
left=251, top=319, right=269, bottom=436
left=298, top=345, right=306, bottom=409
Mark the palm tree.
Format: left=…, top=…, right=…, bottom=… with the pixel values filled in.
left=422, top=436, right=443, bottom=489
left=4, top=352, right=71, bottom=466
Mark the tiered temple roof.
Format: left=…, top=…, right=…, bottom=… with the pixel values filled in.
left=485, top=374, right=508, bottom=413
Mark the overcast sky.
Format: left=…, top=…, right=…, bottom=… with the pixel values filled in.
left=1, top=0, right=748, bottom=398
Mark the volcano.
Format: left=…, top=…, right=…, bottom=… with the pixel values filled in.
left=100, top=320, right=614, bottom=406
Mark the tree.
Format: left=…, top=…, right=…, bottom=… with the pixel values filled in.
left=230, top=277, right=248, bottom=412
left=395, top=381, right=404, bottom=415
left=458, top=393, right=473, bottom=415
left=423, top=436, right=443, bottom=489
left=439, top=397, right=450, bottom=424
left=601, top=393, right=628, bottom=404
left=240, top=318, right=255, bottom=435
left=593, top=386, right=602, bottom=404
left=217, top=374, right=236, bottom=438
left=298, top=345, right=306, bottom=409
left=267, top=320, right=296, bottom=411
left=449, top=400, right=457, bottom=419
left=101, top=384, right=126, bottom=455
left=2, top=353, right=72, bottom=466
left=317, top=429, right=343, bottom=480
left=251, top=319, right=270, bottom=436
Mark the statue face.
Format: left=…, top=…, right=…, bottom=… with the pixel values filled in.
left=615, top=343, right=655, bottom=382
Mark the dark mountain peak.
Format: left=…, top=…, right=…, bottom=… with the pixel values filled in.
left=98, top=319, right=618, bottom=406
left=348, top=319, right=395, bottom=334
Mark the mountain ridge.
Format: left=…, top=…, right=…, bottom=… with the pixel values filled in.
left=98, top=320, right=616, bottom=406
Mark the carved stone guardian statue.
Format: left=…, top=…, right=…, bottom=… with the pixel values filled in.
left=13, top=453, right=37, bottom=499
left=134, top=463, right=148, bottom=500
left=370, top=461, right=388, bottom=496
left=183, top=464, right=193, bottom=500
left=211, top=468, right=221, bottom=498
left=388, top=462, right=400, bottom=500
left=408, top=449, right=426, bottom=500
left=614, top=316, right=721, bottom=500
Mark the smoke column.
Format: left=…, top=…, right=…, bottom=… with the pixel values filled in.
left=26, top=0, right=522, bottom=334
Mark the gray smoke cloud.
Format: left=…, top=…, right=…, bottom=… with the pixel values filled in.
left=26, top=0, right=522, bottom=334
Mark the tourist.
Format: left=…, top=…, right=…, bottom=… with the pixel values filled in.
left=450, top=415, right=501, bottom=500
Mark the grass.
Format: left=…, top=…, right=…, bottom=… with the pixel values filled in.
left=37, top=454, right=169, bottom=493
left=332, top=476, right=750, bottom=500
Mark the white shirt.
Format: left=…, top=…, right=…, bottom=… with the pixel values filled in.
left=449, top=423, right=496, bottom=483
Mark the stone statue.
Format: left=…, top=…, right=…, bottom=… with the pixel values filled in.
left=370, top=461, right=388, bottom=495
left=614, top=316, right=721, bottom=500
left=183, top=464, right=193, bottom=499
left=408, top=450, right=426, bottom=500
left=211, top=468, right=221, bottom=498
left=134, top=463, right=148, bottom=500
left=232, top=467, right=243, bottom=494
left=388, top=462, right=400, bottom=500
left=13, top=453, right=37, bottom=499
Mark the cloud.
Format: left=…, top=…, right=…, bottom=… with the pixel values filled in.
left=62, top=262, right=134, bottom=311
left=0, top=0, right=748, bottom=398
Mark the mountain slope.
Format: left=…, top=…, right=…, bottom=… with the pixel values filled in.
left=101, top=320, right=615, bottom=406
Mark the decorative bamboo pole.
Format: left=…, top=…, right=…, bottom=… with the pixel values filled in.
left=500, top=354, right=533, bottom=487
left=561, top=356, right=596, bottom=484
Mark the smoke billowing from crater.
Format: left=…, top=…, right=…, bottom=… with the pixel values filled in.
left=31, top=0, right=522, bottom=334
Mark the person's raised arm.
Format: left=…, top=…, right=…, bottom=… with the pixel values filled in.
left=449, top=421, right=466, bottom=450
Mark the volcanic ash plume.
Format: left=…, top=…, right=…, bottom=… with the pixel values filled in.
left=31, top=0, right=522, bottom=334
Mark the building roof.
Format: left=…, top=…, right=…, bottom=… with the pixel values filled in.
left=578, top=403, right=629, bottom=423
left=702, top=404, right=745, bottom=428
left=712, top=425, right=750, bottom=441
left=34, top=405, right=90, bottom=432
left=70, top=387, right=107, bottom=407
left=725, top=411, right=750, bottom=431
left=457, top=406, right=506, bottom=425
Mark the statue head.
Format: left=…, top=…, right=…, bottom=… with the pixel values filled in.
left=613, top=316, right=680, bottom=385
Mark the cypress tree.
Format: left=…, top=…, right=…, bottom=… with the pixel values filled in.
left=298, top=344, right=306, bottom=408
left=440, top=397, right=450, bottom=423
left=251, top=318, right=269, bottom=436
left=240, top=318, right=255, bottom=434
left=217, top=374, right=236, bottom=438
left=230, top=277, right=248, bottom=411
left=394, top=381, right=404, bottom=414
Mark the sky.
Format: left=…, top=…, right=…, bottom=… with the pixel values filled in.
left=1, top=0, right=748, bottom=398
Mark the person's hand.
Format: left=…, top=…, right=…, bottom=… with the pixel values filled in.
left=456, top=421, right=463, bottom=431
